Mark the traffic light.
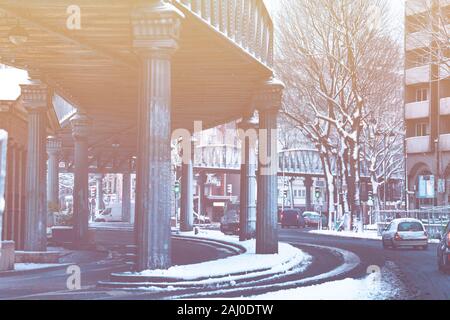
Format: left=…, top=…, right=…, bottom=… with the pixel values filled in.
left=227, top=184, right=233, bottom=195
left=315, top=187, right=321, bottom=199
left=283, top=189, right=288, bottom=198
left=367, top=189, right=374, bottom=206
left=174, top=181, right=180, bottom=195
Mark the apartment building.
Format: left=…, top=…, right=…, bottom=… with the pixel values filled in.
left=405, top=0, right=450, bottom=208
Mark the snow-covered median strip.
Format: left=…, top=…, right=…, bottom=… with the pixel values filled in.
left=13, top=263, right=62, bottom=271
left=168, top=244, right=360, bottom=299
left=122, top=230, right=310, bottom=285
left=138, top=242, right=305, bottom=281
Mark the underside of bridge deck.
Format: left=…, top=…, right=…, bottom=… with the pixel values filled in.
left=0, top=0, right=272, bottom=141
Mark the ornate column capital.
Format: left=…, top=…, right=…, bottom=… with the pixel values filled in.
left=254, top=77, right=285, bottom=113
left=46, top=136, right=62, bottom=156
left=238, top=116, right=259, bottom=131
left=20, top=84, right=48, bottom=112
left=70, top=113, right=91, bottom=141
left=131, top=0, right=184, bottom=56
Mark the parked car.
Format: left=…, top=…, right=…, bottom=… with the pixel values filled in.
left=220, top=207, right=240, bottom=236
left=281, top=209, right=306, bottom=229
left=302, top=211, right=322, bottom=227
left=382, top=218, right=428, bottom=250
left=437, top=222, right=450, bottom=272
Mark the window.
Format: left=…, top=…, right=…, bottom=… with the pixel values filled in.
left=415, top=88, right=428, bottom=102
left=415, top=122, right=429, bottom=136
left=398, top=222, right=424, bottom=232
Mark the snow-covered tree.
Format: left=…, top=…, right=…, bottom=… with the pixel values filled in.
left=275, top=0, right=403, bottom=230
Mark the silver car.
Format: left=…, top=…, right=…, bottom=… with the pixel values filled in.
left=382, top=218, right=428, bottom=250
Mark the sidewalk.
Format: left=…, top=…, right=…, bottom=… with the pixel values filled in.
left=309, top=229, right=440, bottom=244
left=309, top=229, right=382, bottom=240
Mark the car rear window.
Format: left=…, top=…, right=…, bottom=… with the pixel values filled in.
left=303, top=212, right=319, bottom=218
left=397, top=222, right=424, bottom=232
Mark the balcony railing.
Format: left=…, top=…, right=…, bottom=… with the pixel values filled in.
left=440, top=97, right=450, bottom=115
left=173, top=0, right=274, bottom=68
left=440, top=134, right=450, bottom=151
left=406, top=65, right=431, bottom=85
left=406, top=30, right=432, bottom=51
left=405, top=100, right=430, bottom=119
left=406, top=135, right=431, bottom=154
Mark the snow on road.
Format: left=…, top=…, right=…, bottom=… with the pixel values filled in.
left=251, top=271, right=402, bottom=300
left=251, top=275, right=386, bottom=300
left=251, top=259, right=409, bottom=300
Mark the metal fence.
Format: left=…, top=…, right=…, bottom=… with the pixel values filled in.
left=373, top=208, right=450, bottom=238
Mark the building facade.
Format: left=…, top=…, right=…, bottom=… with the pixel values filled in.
left=405, top=0, right=450, bottom=208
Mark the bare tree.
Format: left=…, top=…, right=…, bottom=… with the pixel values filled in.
left=276, top=0, right=403, bottom=230
left=277, top=116, right=311, bottom=151
left=362, top=103, right=405, bottom=216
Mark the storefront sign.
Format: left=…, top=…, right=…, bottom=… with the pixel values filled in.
left=417, top=175, right=435, bottom=199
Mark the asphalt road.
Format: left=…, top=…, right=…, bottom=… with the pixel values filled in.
left=280, top=228, right=450, bottom=300
left=0, top=238, right=233, bottom=300
left=1, top=228, right=449, bottom=300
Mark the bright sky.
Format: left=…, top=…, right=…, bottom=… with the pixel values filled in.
left=0, top=66, right=28, bottom=100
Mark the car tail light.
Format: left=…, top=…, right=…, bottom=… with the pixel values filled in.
left=394, top=233, right=402, bottom=241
